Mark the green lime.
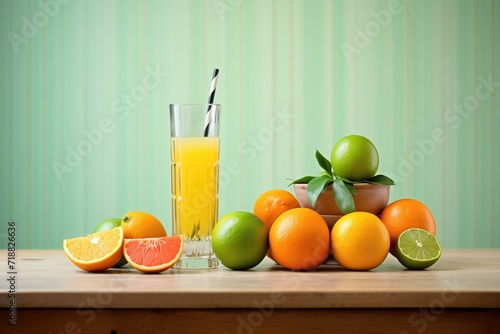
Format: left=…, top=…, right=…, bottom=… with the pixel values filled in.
left=93, top=218, right=128, bottom=268
left=212, top=211, right=269, bottom=270
left=330, top=134, right=379, bottom=181
left=94, top=218, right=122, bottom=233
left=396, top=228, right=442, bottom=270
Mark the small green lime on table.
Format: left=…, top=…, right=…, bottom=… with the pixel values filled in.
left=212, top=211, right=269, bottom=270
left=396, top=228, right=442, bottom=270
left=93, top=218, right=128, bottom=268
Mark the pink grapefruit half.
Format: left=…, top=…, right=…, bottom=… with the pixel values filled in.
left=123, top=235, right=183, bottom=273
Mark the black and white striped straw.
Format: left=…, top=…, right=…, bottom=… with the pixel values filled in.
left=204, top=68, right=219, bottom=137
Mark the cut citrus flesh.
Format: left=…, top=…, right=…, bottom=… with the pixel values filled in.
left=93, top=218, right=128, bottom=268
left=63, top=227, right=124, bottom=272
left=396, top=228, right=442, bottom=270
left=380, top=198, right=436, bottom=256
left=123, top=236, right=183, bottom=273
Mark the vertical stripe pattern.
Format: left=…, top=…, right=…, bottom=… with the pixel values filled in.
left=0, top=0, right=498, bottom=249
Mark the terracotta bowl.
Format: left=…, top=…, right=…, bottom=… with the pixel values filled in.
left=293, top=183, right=391, bottom=216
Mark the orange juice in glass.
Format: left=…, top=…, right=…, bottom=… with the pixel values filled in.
left=169, top=104, right=220, bottom=268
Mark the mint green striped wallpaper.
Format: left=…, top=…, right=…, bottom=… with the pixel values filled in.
left=0, top=0, right=498, bottom=249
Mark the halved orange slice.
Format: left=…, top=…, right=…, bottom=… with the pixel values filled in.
left=63, top=227, right=124, bottom=272
left=123, top=236, right=183, bottom=273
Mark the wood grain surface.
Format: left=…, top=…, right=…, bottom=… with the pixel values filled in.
left=0, top=249, right=499, bottom=309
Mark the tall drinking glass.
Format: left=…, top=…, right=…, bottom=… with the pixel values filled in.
left=169, top=104, right=221, bottom=269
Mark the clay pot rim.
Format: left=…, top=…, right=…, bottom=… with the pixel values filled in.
left=294, top=182, right=391, bottom=216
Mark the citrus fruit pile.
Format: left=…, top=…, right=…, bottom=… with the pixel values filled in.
left=213, top=134, right=442, bottom=272
left=213, top=190, right=330, bottom=271
left=331, top=196, right=440, bottom=270
left=63, top=211, right=183, bottom=274
left=329, top=134, right=442, bottom=270
left=328, top=135, right=441, bottom=270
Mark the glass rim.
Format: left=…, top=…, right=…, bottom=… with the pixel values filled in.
left=169, top=103, right=221, bottom=107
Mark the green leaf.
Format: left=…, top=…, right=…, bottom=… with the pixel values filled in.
left=315, top=149, right=333, bottom=176
left=344, top=182, right=357, bottom=195
left=363, top=174, right=395, bottom=186
left=337, top=176, right=357, bottom=195
left=338, top=176, right=355, bottom=184
left=306, top=175, right=333, bottom=207
left=288, top=176, right=315, bottom=186
left=332, top=179, right=355, bottom=214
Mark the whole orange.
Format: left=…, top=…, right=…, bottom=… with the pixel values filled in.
left=331, top=212, right=390, bottom=270
left=269, top=208, right=330, bottom=271
left=253, top=189, right=301, bottom=230
left=380, top=198, right=436, bottom=256
left=121, top=211, right=167, bottom=239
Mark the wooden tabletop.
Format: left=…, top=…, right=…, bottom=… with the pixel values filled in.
left=1, top=249, right=499, bottom=309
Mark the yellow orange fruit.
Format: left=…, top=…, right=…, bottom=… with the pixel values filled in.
left=331, top=212, right=389, bottom=270
left=121, top=211, right=167, bottom=239
left=269, top=208, right=330, bottom=271
left=253, top=189, right=301, bottom=230
left=123, top=236, right=183, bottom=273
left=380, top=198, right=436, bottom=256
left=63, top=227, right=124, bottom=272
